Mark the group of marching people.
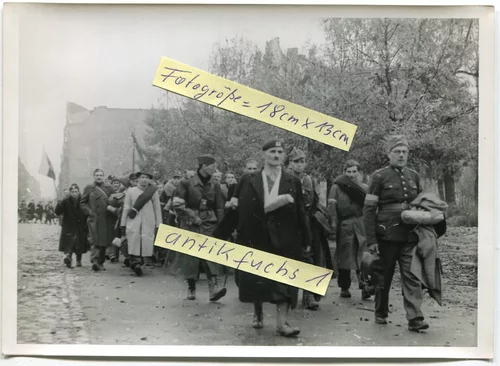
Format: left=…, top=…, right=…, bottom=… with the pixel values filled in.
left=53, top=134, right=448, bottom=338
left=18, top=199, right=57, bottom=224
left=55, top=171, right=163, bottom=273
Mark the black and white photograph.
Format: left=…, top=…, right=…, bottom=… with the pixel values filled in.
left=2, top=2, right=495, bottom=359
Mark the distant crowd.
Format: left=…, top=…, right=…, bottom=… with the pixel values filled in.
left=18, top=200, right=57, bottom=224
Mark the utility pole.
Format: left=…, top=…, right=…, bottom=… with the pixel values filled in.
left=132, top=140, right=136, bottom=173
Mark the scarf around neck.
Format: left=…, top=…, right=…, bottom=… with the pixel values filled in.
left=335, top=174, right=367, bottom=207
left=262, top=167, right=282, bottom=208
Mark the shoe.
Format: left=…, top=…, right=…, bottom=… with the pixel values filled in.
left=64, top=256, right=71, bottom=268
left=92, top=263, right=100, bottom=272
left=187, top=288, right=196, bottom=300
left=367, top=285, right=376, bottom=296
left=362, top=288, right=372, bottom=300
left=252, top=313, right=264, bottom=329
left=408, top=318, right=429, bottom=332
left=110, top=256, right=116, bottom=263
left=375, top=316, right=388, bottom=324
left=76, top=261, right=82, bottom=267
left=303, top=292, right=319, bottom=310
left=276, top=322, right=300, bottom=337
left=124, top=258, right=130, bottom=267
left=134, top=265, right=143, bottom=276
left=209, top=287, right=227, bottom=302
left=208, top=277, right=227, bottom=302
left=340, top=289, right=352, bottom=298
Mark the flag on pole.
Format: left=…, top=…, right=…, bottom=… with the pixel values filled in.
left=38, top=149, right=56, bottom=180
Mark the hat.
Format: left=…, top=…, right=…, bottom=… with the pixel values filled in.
left=110, top=177, right=121, bottom=184
left=197, top=154, right=216, bottom=166
left=262, top=139, right=284, bottom=151
left=385, top=135, right=409, bottom=153
left=136, top=171, right=154, bottom=180
left=288, top=147, right=306, bottom=161
left=128, top=173, right=138, bottom=181
left=173, top=171, right=182, bottom=178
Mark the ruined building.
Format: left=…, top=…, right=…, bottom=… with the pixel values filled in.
left=18, top=157, right=41, bottom=202
left=58, top=102, right=148, bottom=193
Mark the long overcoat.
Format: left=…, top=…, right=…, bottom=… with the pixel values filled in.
left=55, top=196, right=89, bottom=254
left=169, top=173, right=225, bottom=279
left=121, top=186, right=162, bottom=257
left=290, top=170, right=333, bottom=271
left=328, top=182, right=368, bottom=271
left=218, top=169, right=310, bottom=309
left=80, top=183, right=115, bottom=248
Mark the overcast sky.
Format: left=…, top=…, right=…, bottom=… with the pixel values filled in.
left=17, top=4, right=328, bottom=197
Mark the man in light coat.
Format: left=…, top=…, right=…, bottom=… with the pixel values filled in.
left=120, top=172, right=162, bottom=276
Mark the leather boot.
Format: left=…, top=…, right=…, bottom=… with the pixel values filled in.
left=252, top=312, right=264, bottom=329
left=64, top=254, right=72, bottom=268
left=187, top=288, right=196, bottom=300
left=408, top=318, right=429, bottom=332
left=187, top=279, right=196, bottom=300
left=276, top=322, right=300, bottom=337
left=208, top=276, right=227, bottom=302
left=302, top=291, right=319, bottom=310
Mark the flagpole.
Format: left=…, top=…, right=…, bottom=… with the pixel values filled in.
left=53, top=179, right=59, bottom=200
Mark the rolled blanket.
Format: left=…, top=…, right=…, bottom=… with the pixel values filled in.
left=401, top=209, right=445, bottom=225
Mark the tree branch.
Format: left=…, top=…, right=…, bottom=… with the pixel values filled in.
left=456, top=70, right=478, bottom=78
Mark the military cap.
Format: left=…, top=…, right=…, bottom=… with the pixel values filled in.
left=128, top=173, right=138, bottom=180
left=197, top=154, right=216, bottom=166
left=136, top=171, right=154, bottom=180
left=173, top=171, right=182, bottom=178
left=110, top=176, right=121, bottom=184
left=119, top=176, right=130, bottom=187
left=385, top=134, right=409, bottom=153
left=288, top=147, right=306, bottom=161
left=262, top=139, right=284, bottom=151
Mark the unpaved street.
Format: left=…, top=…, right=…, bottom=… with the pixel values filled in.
left=17, top=223, right=477, bottom=346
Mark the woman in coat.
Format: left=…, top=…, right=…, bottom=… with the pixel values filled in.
left=328, top=159, right=370, bottom=299
left=55, top=184, right=89, bottom=268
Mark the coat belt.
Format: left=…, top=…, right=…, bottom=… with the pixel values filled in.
left=380, top=202, right=411, bottom=210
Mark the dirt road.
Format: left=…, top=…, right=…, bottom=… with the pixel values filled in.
left=17, top=223, right=477, bottom=346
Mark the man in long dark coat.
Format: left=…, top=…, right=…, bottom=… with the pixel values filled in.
left=286, top=147, right=333, bottom=310
left=170, top=154, right=227, bottom=302
left=35, top=202, right=45, bottom=223
left=81, top=168, right=115, bottom=271
left=217, top=140, right=310, bottom=337
left=328, top=159, right=369, bottom=299
left=27, top=200, right=36, bottom=221
left=18, top=200, right=28, bottom=223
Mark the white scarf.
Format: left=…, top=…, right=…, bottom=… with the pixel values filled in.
left=262, top=168, right=282, bottom=210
